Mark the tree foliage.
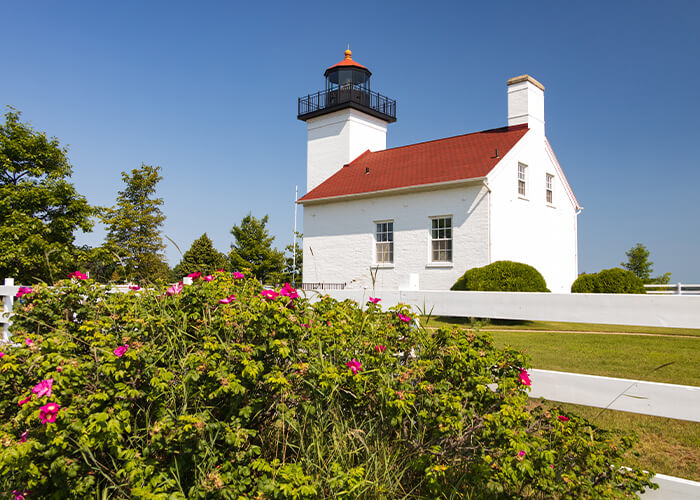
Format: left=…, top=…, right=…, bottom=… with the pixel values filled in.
left=0, top=108, right=93, bottom=284
left=452, top=260, right=550, bottom=292
left=228, top=213, right=284, bottom=284
left=101, top=164, right=168, bottom=283
left=621, top=243, right=670, bottom=284
left=173, top=233, right=228, bottom=277
left=0, top=276, right=655, bottom=497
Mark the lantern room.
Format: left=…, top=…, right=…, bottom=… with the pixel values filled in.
left=298, top=49, right=396, bottom=123
left=324, top=49, right=372, bottom=92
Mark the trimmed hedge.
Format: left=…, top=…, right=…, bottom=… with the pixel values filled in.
left=571, top=268, right=646, bottom=294
left=451, top=260, right=550, bottom=292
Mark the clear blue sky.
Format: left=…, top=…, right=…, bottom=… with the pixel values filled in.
left=3, top=1, right=699, bottom=281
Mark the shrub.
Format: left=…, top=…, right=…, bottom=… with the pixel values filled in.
left=572, top=268, right=646, bottom=294
left=451, top=260, right=550, bottom=292
left=0, top=274, right=654, bottom=498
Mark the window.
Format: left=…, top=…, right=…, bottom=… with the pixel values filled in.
left=431, top=217, right=452, bottom=262
left=546, top=174, right=554, bottom=204
left=375, top=221, right=393, bottom=264
left=518, top=163, right=527, bottom=196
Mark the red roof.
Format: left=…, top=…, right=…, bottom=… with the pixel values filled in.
left=299, top=124, right=529, bottom=203
left=325, top=49, right=369, bottom=74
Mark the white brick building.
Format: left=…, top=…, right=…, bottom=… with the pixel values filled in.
left=297, top=50, right=581, bottom=293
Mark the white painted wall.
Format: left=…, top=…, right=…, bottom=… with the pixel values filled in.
left=306, top=108, right=387, bottom=191
left=303, top=183, right=490, bottom=290
left=487, top=132, right=579, bottom=293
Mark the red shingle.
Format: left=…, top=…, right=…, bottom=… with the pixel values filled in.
left=299, top=124, right=529, bottom=202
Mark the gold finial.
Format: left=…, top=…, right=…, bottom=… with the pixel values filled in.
left=344, top=45, right=352, bottom=59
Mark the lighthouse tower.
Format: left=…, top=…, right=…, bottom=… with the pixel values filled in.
left=298, top=49, right=397, bottom=192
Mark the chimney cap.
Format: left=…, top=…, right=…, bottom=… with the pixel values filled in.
left=507, top=74, right=545, bottom=91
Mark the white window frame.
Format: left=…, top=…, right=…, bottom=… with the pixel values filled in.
left=518, top=163, right=527, bottom=197
left=546, top=173, right=554, bottom=204
left=430, top=216, right=453, bottom=263
left=374, top=220, right=394, bottom=265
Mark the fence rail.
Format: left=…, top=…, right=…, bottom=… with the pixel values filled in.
left=301, top=282, right=347, bottom=291
left=644, top=283, right=700, bottom=295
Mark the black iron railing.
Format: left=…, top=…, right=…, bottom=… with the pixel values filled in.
left=301, top=282, right=347, bottom=291
left=298, top=85, right=396, bottom=121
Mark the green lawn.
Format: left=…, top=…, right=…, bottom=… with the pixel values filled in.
left=424, top=317, right=700, bottom=337
left=423, top=317, right=700, bottom=386
left=539, top=401, right=700, bottom=481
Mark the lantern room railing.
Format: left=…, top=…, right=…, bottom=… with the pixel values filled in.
left=298, top=85, right=396, bottom=122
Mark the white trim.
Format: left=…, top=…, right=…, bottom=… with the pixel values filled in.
left=298, top=177, right=487, bottom=205
left=545, top=138, right=581, bottom=210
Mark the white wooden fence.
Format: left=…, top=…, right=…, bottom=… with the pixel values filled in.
left=2, top=282, right=699, bottom=496
left=1, top=278, right=15, bottom=343
left=644, top=283, right=700, bottom=295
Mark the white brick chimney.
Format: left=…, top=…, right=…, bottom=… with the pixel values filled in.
left=507, top=75, right=545, bottom=136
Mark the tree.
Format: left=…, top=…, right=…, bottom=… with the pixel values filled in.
left=173, top=233, right=228, bottom=277
left=282, top=232, right=303, bottom=286
left=621, top=243, right=670, bottom=284
left=0, top=108, right=93, bottom=284
left=228, top=214, right=284, bottom=284
left=101, top=164, right=169, bottom=283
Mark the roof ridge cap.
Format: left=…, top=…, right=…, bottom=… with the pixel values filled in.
left=357, top=124, right=529, bottom=157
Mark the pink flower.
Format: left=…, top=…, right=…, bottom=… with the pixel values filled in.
left=18, top=395, right=32, bottom=406
left=218, top=295, right=236, bottom=304
left=368, top=297, right=381, bottom=304
left=68, top=271, right=88, bottom=280
left=216, top=268, right=225, bottom=273
left=232, top=272, right=244, bottom=279
left=166, top=282, right=183, bottom=296
left=558, top=415, right=570, bottom=422
left=261, top=290, right=279, bottom=300
left=518, top=450, right=526, bottom=457
left=0, top=352, right=5, bottom=359
left=19, top=430, right=28, bottom=443
left=518, top=369, right=531, bottom=387
left=38, top=402, right=61, bottom=424
left=203, top=275, right=213, bottom=282
left=398, top=313, right=411, bottom=323
left=345, top=358, right=363, bottom=375
left=114, top=344, right=129, bottom=358
left=129, top=285, right=141, bottom=291
left=187, top=272, right=202, bottom=279
left=13, top=490, right=29, bottom=500
left=375, top=345, right=386, bottom=353
left=280, top=283, right=299, bottom=299
left=24, top=338, right=33, bottom=346
left=56, top=366, right=62, bottom=372
left=32, top=379, right=53, bottom=398
left=16, top=286, right=33, bottom=299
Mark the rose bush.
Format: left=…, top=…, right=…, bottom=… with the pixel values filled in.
left=0, top=274, right=654, bottom=498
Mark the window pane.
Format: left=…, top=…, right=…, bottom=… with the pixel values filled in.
left=430, top=217, right=452, bottom=262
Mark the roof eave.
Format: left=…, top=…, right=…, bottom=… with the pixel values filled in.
left=298, top=176, right=488, bottom=205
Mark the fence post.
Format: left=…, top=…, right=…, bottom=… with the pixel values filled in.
left=2, top=278, right=14, bottom=342
left=677, top=282, right=682, bottom=296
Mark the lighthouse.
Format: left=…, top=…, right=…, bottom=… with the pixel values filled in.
left=298, top=49, right=397, bottom=192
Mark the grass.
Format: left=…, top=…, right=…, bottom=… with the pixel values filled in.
left=424, top=317, right=700, bottom=337
left=537, top=401, right=700, bottom=481
left=423, top=317, right=700, bottom=386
